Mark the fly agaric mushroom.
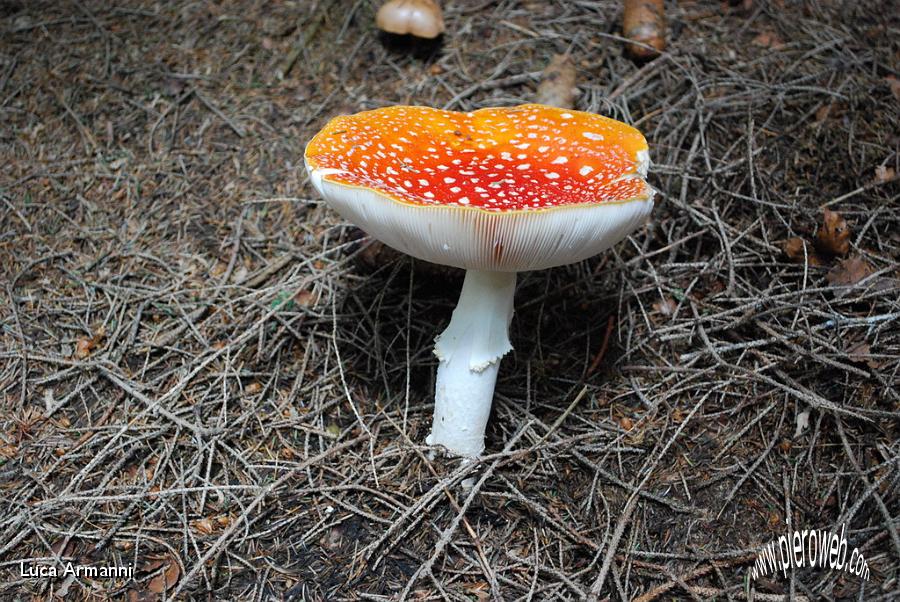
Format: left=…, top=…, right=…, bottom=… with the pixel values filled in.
left=376, top=0, right=445, bottom=39
left=305, top=104, right=653, bottom=456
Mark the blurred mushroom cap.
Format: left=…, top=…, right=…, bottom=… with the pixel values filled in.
left=376, top=0, right=445, bottom=39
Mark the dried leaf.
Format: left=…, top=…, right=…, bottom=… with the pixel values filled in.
left=74, top=337, right=94, bottom=359
left=752, top=31, right=784, bottom=49
left=782, top=237, right=823, bottom=266
left=846, top=340, right=881, bottom=369
left=826, top=255, right=873, bottom=287
left=0, top=443, right=18, bottom=460
left=192, top=517, right=215, bottom=535
left=815, top=209, right=850, bottom=257
left=874, top=165, right=896, bottom=184
left=625, top=428, right=645, bottom=445
left=294, top=289, right=318, bottom=307
left=322, top=526, right=343, bottom=551
left=847, top=340, right=870, bottom=360
left=465, top=581, right=491, bottom=602
left=140, top=557, right=167, bottom=574
left=74, top=326, right=106, bottom=359
left=50, top=538, right=77, bottom=558
left=885, top=75, right=900, bottom=102
left=356, top=238, right=392, bottom=269
left=535, top=54, right=577, bottom=110
left=147, top=554, right=180, bottom=594
left=813, top=102, right=844, bottom=124
left=652, top=297, right=678, bottom=317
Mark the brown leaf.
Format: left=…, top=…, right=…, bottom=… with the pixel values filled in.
left=847, top=340, right=869, bottom=357
left=813, top=101, right=845, bottom=124
left=140, top=557, right=167, bottom=573
left=50, top=538, right=77, bottom=558
left=74, top=337, right=94, bottom=359
left=192, top=517, right=215, bottom=535
left=815, top=209, right=850, bottom=256
left=535, top=54, right=577, bottom=110
left=782, top=237, right=823, bottom=266
left=321, top=526, right=343, bottom=551
left=826, top=255, right=873, bottom=287
left=294, top=289, right=318, bottom=307
left=652, top=297, right=678, bottom=317
left=0, top=443, right=18, bottom=460
left=752, top=30, right=784, bottom=49
left=885, top=75, right=900, bottom=102
left=74, top=326, right=106, bottom=359
left=465, top=581, right=491, bottom=602
left=618, top=416, right=634, bottom=431
left=356, top=238, right=391, bottom=269
left=147, top=554, right=180, bottom=594
left=874, top=165, right=896, bottom=184
left=846, top=340, right=882, bottom=369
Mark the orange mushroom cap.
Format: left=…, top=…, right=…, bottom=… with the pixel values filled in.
left=305, top=104, right=653, bottom=271
left=305, top=104, right=651, bottom=213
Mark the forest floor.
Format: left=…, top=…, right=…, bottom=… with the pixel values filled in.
left=1, top=1, right=898, bottom=600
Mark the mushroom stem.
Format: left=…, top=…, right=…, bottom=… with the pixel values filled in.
left=428, top=269, right=517, bottom=456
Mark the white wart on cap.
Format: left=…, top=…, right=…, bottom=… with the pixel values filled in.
left=305, top=104, right=654, bottom=272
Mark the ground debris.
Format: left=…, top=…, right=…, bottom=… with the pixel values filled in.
left=815, top=209, right=851, bottom=257
left=1, top=1, right=897, bottom=600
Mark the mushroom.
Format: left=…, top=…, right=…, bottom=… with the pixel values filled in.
left=622, top=0, right=666, bottom=59
left=376, top=0, right=445, bottom=39
left=305, top=104, right=653, bottom=456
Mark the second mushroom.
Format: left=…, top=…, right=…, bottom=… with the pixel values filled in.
left=305, top=104, right=653, bottom=457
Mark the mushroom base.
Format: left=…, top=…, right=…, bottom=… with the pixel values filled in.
left=427, top=270, right=516, bottom=457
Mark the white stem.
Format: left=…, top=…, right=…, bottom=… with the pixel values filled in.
left=426, top=270, right=517, bottom=456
